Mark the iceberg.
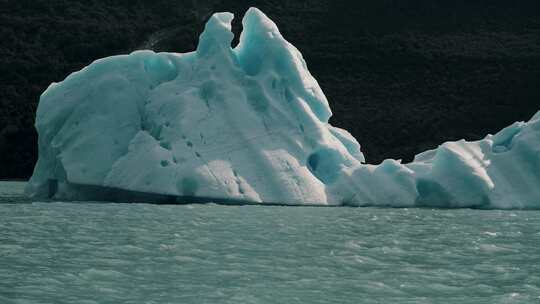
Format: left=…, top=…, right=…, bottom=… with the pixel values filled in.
left=26, top=8, right=540, bottom=209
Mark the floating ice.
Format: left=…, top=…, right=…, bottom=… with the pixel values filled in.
left=26, top=8, right=540, bottom=208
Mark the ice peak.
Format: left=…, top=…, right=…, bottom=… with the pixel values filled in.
left=241, top=7, right=281, bottom=40
left=197, top=12, right=234, bottom=57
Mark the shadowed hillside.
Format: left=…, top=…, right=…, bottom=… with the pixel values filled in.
left=1, top=0, right=540, bottom=178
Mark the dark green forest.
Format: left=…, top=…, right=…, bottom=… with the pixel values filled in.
left=1, top=0, right=540, bottom=178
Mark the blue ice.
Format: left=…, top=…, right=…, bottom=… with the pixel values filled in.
left=26, top=8, right=540, bottom=208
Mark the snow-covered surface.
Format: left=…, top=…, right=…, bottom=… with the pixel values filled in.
left=26, top=8, right=540, bottom=208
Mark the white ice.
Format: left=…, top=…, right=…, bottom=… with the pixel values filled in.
left=26, top=8, right=540, bottom=208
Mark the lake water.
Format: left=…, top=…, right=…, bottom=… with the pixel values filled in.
left=1, top=181, right=539, bottom=303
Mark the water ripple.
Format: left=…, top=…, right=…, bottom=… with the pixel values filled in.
left=1, top=183, right=540, bottom=303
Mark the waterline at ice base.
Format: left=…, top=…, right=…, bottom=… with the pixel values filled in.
left=26, top=8, right=540, bottom=209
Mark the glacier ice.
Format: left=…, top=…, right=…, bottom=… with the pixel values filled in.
left=26, top=8, right=540, bottom=209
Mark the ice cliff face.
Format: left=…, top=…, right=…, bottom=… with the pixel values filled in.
left=27, top=8, right=364, bottom=205
left=334, top=113, right=540, bottom=209
left=27, top=8, right=540, bottom=208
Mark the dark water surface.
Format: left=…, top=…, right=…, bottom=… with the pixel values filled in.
left=1, top=182, right=539, bottom=303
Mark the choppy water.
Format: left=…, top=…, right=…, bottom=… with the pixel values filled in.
left=1, top=182, right=540, bottom=303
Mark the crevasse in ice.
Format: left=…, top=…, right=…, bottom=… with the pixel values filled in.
left=26, top=8, right=540, bottom=208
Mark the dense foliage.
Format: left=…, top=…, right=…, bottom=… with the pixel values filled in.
left=1, top=0, right=540, bottom=178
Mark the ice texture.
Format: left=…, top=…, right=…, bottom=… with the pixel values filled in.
left=26, top=8, right=540, bottom=208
